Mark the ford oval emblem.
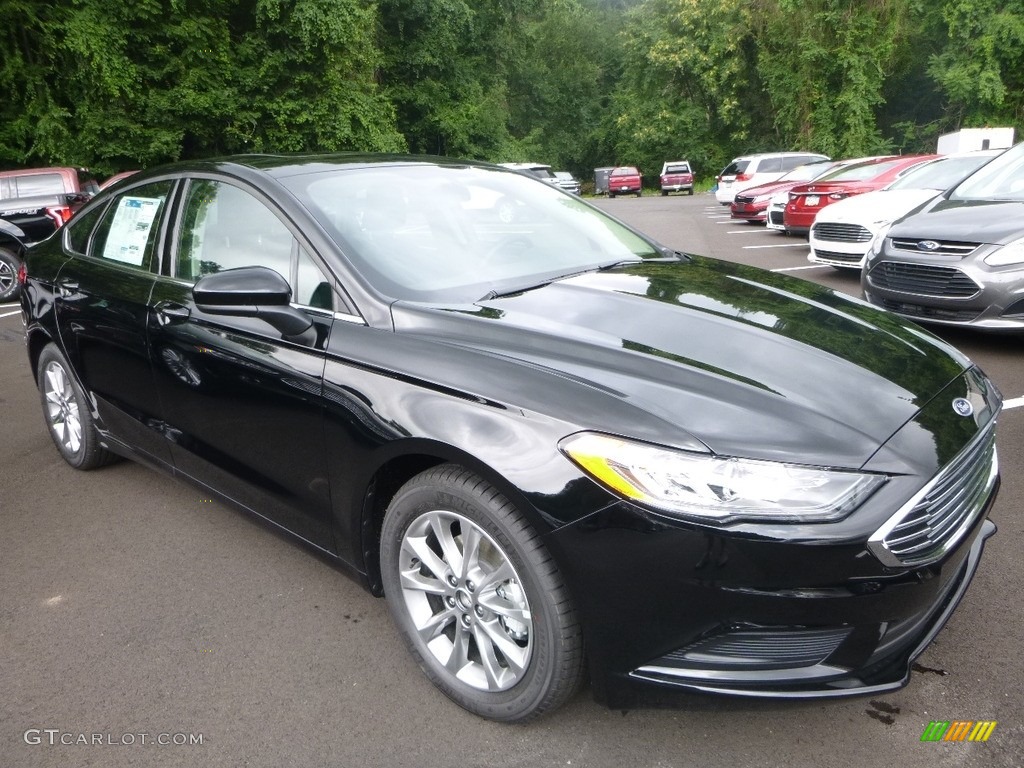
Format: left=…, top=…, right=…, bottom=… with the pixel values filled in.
left=952, top=398, right=974, bottom=417
left=917, top=240, right=941, bottom=251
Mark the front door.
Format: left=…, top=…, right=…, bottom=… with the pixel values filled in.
left=147, top=178, right=338, bottom=550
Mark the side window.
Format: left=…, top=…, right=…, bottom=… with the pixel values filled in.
left=296, top=247, right=332, bottom=310
left=66, top=202, right=109, bottom=256
left=176, top=180, right=333, bottom=310
left=89, top=181, right=172, bottom=271
left=758, top=157, right=784, bottom=174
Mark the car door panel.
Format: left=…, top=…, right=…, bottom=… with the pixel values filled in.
left=53, top=181, right=174, bottom=466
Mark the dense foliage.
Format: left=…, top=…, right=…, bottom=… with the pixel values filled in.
left=1, top=0, right=1020, bottom=180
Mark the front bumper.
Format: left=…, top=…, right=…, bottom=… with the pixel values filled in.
left=863, top=245, right=1024, bottom=330
left=730, top=201, right=768, bottom=222
left=545, top=377, right=1000, bottom=708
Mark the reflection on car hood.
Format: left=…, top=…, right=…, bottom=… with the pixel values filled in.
left=890, top=197, right=1024, bottom=245
left=817, top=189, right=939, bottom=225
left=391, top=258, right=969, bottom=468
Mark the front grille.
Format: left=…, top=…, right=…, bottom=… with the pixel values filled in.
left=813, top=249, right=862, bottom=265
left=769, top=210, right=784, bottom=225
left=878, top=298, right=981, bottom=323
left=868, top=261, right=980, bottom=298
left=813, top=222, right=872, bottom=243
left=891, top=238, right=979, bottom=256
left=734, top=195, right=754, bottom=204
left=871, top=428, right=997, bottom=568
left=654, top=628, right=852, bottom=671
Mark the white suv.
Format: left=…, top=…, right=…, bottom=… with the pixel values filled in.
left=715, top=152, right=829, bottom=204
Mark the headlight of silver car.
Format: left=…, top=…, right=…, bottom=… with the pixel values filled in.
left=868, top=222, right=892, bottom=259
left=983, top=236, right=1024, bottom=267
left=560, top=433, right=885, bottom=524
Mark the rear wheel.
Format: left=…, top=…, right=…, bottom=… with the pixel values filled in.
left=0, top=247, right=20, bottom=303
left=37, top=344, right=115, bottom=469
left=380, top=464, right=584, bottom=722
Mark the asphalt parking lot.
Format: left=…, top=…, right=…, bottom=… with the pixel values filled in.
left=2, top=192, right=1022, bottom=767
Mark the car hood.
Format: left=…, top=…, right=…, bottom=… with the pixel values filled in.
left=817, top=189, right=940, bottom=225
left=889, top=197, right=1024, bottom=245
left=391, top=258, right=970, bottom=469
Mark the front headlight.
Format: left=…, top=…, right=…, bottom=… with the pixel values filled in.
left=984, top=236, right=1024, bottom=267
left=560, top=433, right=885, bottom=524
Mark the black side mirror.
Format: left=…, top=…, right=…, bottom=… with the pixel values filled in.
left=193, top=266, right=316, bottom=345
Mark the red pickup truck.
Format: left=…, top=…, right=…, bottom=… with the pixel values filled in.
left=608, top=166, right=643, bottom=197
left=659, top=160, right=694, bottom=195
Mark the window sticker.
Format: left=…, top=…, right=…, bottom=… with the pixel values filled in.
left=102, top=196, right=162, bottom=266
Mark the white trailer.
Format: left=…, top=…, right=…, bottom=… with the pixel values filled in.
left=937, top=127, right=1015, bottom=154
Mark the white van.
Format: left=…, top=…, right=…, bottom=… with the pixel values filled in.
left=715, top=152, right=829, bottom=204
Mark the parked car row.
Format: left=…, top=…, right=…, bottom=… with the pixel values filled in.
left=723, top=144, right=1023, bottom=333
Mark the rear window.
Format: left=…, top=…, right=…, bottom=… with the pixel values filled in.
left=612, top=167, right=639, bottom=176
left=818, top=158, right=905, bottom=182
left=11, top=173, right=66, bottom=198
left=665, top=164, right=690, bottom=174
left=721, top=160, right=750, bottom=176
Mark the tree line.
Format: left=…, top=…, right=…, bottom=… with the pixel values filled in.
left=1, top=0, right=1021, bottom=182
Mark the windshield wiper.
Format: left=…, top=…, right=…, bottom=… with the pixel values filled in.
left=478, top=256, right=681, bottom=301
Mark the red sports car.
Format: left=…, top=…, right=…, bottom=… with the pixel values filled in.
left=783, top=155, right=937, bottom=235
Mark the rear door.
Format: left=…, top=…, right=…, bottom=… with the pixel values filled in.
left=52, top=180, right=175, bottom=466
left=147, top=177, right=339, bottom=550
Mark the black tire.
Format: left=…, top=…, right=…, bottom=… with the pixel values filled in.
left=687, top=188, right=694, bottom=196
left=380, top=464, right=584, bottom=722
left=608, top=192, right=615, bottom=198
left=37, top=344, right=116, bottom=469
left=0, top=247, right=21, bottom=303
left=635, top=191, right=642, bottom=197
left=661, top=190, right=668, bottom=197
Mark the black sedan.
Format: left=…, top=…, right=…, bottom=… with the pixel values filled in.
left=20, top=154, right=1001, bottom=721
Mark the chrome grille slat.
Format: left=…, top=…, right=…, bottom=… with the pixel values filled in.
left=869, top=262, right=980, bottom=298
left=871, top=429, right=997, bottom=567
left=891, top=238, right=979, bottom=256
left=812, top=249, right=862, bottom=264
left=812, top=222, right=872, bottom=243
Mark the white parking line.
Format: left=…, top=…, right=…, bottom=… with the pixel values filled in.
left=742, top=243, right=810, bottom=249
left=771, top=264, right=830, bottom=272
left=726, top=229, right=770, bottom=234
left=1004, top=396, right=1024, bottom=410
left=0, top=309, right=21, bottom=319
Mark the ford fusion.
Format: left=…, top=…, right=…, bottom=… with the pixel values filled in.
left=21, top=155, right=1001, bottom=721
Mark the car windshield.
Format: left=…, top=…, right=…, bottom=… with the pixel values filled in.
left=949, top=142, right=1024, bottom=201
left=282, top=164, right=664, bottom=303
left=886, top=154, right=998, bottom=192
left=778, top=160, right=837, bottom=182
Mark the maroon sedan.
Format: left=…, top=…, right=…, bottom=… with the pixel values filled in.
left=783, top=155, right=936, bottom=235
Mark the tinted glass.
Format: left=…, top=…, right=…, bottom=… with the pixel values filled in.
left=665, top=164, right=690, bottom=174
left=282, top=164, right=662, bottom=303
left=778, top=161, right=837, bottom=182
left=721, top=160, right=750, bottom=176
left=65, top=201, right=109, bottom=256
left=296, top=247, right=332, bottom=310
left=756, top=157, right=784, bottom=173
left=176, top=181, right=294, bottom=282
left=89, top=181, right=171, bottom=271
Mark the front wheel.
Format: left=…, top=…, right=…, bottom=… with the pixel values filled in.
left=0, top=247, right=21, bottom=303
left=380, top=465, right=584, bottom=722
